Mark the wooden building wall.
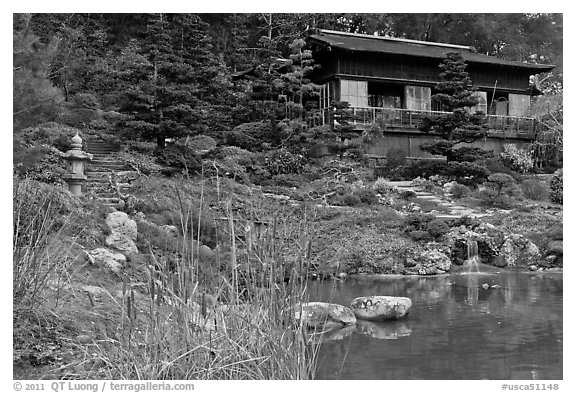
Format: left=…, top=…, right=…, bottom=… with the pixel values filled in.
left=312, top=51, right=534, bottom=92
left=365, top=132, right=532, bottom=158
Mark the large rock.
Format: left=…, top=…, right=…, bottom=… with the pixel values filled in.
left=105, top=211, right=138, bottom=254
left=295, top=302, right=356, bottom=330
left=350, top=296, right=412, bottom=321
left=494, top=234, right=540, bottom=268
left=86, top=248, right=126, bottom=274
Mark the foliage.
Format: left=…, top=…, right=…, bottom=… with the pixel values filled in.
left=386, top=147, right=407, bottom=168
left=426, top=219, right=450, bottom=239
left=373, top=177, right=395, bottom=195
left=550, top=169, right=563, bottom=204
left=404, top=213, right=435, bottom=232
left=342, top=193, right=361, bottom=206
left=448, top=146, right=494, bottom=162
left=477, top=173, right=521, bottom=208
left=450, top=183, right=471, bottom=199
left=353, top=188, right=379, bottom=205
left=409, top=230, right=432, bottom=242
left=500, top=144, right=534, bottom=173
left=154, top=144, right=202, bottom=175
left=226, top=122, right=275, bottom=151
left=530, top=93, right=563, bottom=169
left=187, top=135, right=218, bottom=153
left=13, top=180, right=79, bottom=310
left=13, top=15, right=63, bottom=131
left=520, top=179, right=548, bottom=201
left=419, top=52, right=489, bottom=162
left=264, top=148, right=305, bottom=175
left=443, top=162, right=490, bottom=187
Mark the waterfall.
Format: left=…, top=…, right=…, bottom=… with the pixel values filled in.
left=463, top=239, right=480, bottom=273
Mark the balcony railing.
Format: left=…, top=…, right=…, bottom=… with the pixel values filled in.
left=310, top=107, right=536, bottom=135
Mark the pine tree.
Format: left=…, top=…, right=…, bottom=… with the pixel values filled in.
left=13, top=14, right=64, bottom=131
left=419, top=52, right=489, bottom=162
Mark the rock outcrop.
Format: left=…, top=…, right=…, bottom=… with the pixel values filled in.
left=105, top=211, right=138, bottom=254
left=295, top=302, right=357, bottom=330
left=494, top=233, right=541, bottom=268
left=86, top=247, right=126, bottom=274
left=350, top=296, right=412, bottom=321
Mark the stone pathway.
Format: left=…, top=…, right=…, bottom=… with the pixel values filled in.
left=85, top=140, right=131, bottom=208
left=389, top=180, right=490, bottom=219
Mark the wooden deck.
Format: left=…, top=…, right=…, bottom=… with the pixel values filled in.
left=307, top=107, right=537, bottom=138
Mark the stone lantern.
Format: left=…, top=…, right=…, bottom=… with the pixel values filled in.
left=61, top=132, right=93, bottom=196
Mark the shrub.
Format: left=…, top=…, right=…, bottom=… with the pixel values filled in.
left=373, top=177, right=395, bottom=195
left=353, top=188, right=379, bottom=205
left=264, top=148, right=304, bottom=175
left=500, top=144, right=534, bottom=173
left=154, top=144, right=202, bottom=174
left=477, top=173, right=520, bottom=208
left=405, top=160, right=447, bottom=179
left=188, top=135, right=217, bottom=153
left=404, top=213, right=435, bottom=231
left=426, top=219, right=450, bottom=239
left=520, top=178, right=548, bottom=201
left=550, top=169, right=563, bottom=204
left=409, top=230, right=432, bottom=242
left=342, top=193, right=361, bottom=206
left=443, top=162, right=490, bottom=187
left=386, top=147, right=407, bottom=169
left=448, top=146, right=494, bottom=162
left=226, top=122, right=274, bottom=151
left=450, top=183, right=471, bottom=199
left=400, top=190, right=416, bottom=199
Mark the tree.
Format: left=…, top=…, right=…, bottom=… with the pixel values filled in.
left=13, top=14, right=64, bottom=131
left=419, top=52, right=489, bottom=162
left=113, top=13, right=231, bottom=147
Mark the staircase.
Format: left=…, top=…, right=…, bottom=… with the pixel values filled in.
left=390, top=181, right=489, bottom=219
left=85, top=140, right=127, bottom=208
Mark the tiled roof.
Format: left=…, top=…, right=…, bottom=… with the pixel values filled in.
left=309, top=30, right=554, bottom=72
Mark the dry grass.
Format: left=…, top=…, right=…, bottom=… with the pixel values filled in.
left=13, top=177, right=320, bottom=380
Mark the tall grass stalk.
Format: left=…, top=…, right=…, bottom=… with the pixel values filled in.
left=13, top=180, right=77, bottom=311
left=91, top=178, right=320, bottom=379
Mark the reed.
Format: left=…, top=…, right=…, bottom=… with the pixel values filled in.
left=88, top=179, right=320, bottom=380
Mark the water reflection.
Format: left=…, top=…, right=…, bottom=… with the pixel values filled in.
left=308, top=272, right=562, bottom=380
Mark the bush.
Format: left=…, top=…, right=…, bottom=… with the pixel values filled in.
left=154, top=144, right=202, bottom=174
left=187, top=135, right=217, bottom=153
left=477, top=173, right=520, bottom=208
left=443, top=162, right=490, bottom=187
left=264, top=148, right=304, bottom=175
left=550, top=169, right=563, bottom=204
left=405, top=160, right=448, bottom=179
left=404, top=213, right=435, bottom=232
left=500, top=144, right=534, bottom=173
left=520, top=178, right=548, bottom=201
left=373, top=177, right=395, bottom=195
left=409, top=230, right=432, bottom=242
left=386, top=147, right=407, bottom=168
left=353, top=188, right=379, bottom=205
left=226, top=122, right=275, bottom=151
left=400, top=190, right=416, bottom=199
left=426, top=219, right=450, bottom=239
left=448, top=146, right=493, bottom=162
left=450, top=183, right=471, bottom=199
left=342, top=193, right=361, bottom=206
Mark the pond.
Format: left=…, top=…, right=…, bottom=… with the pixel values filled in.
left=307, top=272, right=563, bottom=380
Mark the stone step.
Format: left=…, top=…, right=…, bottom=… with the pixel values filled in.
left=96, top=197, right=122, bottom=204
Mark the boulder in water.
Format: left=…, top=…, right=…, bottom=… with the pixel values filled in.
left=295, top=302, right=356, bottom=330
left=350, top=296, right=412, bottom=321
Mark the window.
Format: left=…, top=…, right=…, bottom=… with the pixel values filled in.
left=340, top=80, right=368, bottom=107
